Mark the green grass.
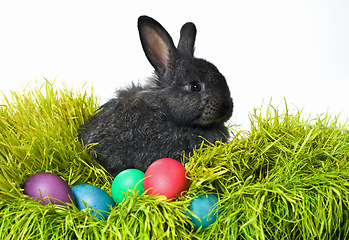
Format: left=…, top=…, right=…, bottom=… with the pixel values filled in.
left=1, top=81, right=349, bottom=239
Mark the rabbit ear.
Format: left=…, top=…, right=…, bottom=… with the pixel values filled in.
left=177, top=22, right=197, bottom=57
left=138, top=16, right=177, bottom=76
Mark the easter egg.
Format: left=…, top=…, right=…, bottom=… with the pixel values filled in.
left=111, top=169, right=145, bottom=204
left=185, top=194, right=220, bottom=231
left=143, top=158, right=190, bottom=200
left=23, top=172, right=75, bottom=206
left=71, top=184, right=115, bottom=220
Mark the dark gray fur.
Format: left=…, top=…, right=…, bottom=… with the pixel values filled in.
left=79, top=16, right=233, bottom=177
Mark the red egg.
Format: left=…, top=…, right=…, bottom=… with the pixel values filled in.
left=23, top=172, right=75, bottom=206
left=144, top=158, right=190, bottom=200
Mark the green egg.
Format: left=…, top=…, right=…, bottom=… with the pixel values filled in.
left=111, top=169, right=145, bottom=204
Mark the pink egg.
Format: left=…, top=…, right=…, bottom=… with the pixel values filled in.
left=144, top=158, right=190, bottom=200
left=23, top=172, right=75, bottom=206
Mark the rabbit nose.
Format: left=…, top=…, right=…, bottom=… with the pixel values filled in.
left=202, top=96, right=233, bottom=125
left=220, top=98, right=234, bottom=118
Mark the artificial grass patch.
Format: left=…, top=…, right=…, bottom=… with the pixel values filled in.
left=1, top=81, right=349, bottom=239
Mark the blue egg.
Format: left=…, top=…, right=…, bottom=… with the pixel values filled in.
left=184, top=194, right=221, bottom=231
left=71, top=184, right=115, bottom=220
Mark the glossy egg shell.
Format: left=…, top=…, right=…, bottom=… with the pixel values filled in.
left=144, top=158, right=190, bottom=200
left=185, top=194, right=220, bottom=231
left=111, top=169, right=145, bottom=204
left=23, top=172, right=75, bottom=206
left=71, top=184, right=116, bottom=220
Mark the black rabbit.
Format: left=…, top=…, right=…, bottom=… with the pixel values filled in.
left=79, top=16, right=233, bottom=177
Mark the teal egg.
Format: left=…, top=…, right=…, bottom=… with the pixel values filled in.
left=185, top=194, right=221, bottom=231
left=71, top=184, right=115, bottom=220
left=111, top=169, right=145, bottom=204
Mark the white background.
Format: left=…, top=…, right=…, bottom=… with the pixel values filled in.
left=1, top=1, right=348, bottom=130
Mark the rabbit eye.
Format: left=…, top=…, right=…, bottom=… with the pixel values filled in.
left=189, top=82, right=203, bottom=92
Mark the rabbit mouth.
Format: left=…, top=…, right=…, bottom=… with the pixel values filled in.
left=199, top=98, right=233, bottom=126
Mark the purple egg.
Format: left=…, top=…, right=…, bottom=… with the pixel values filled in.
left=23, top=172, right=75, bottom=206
